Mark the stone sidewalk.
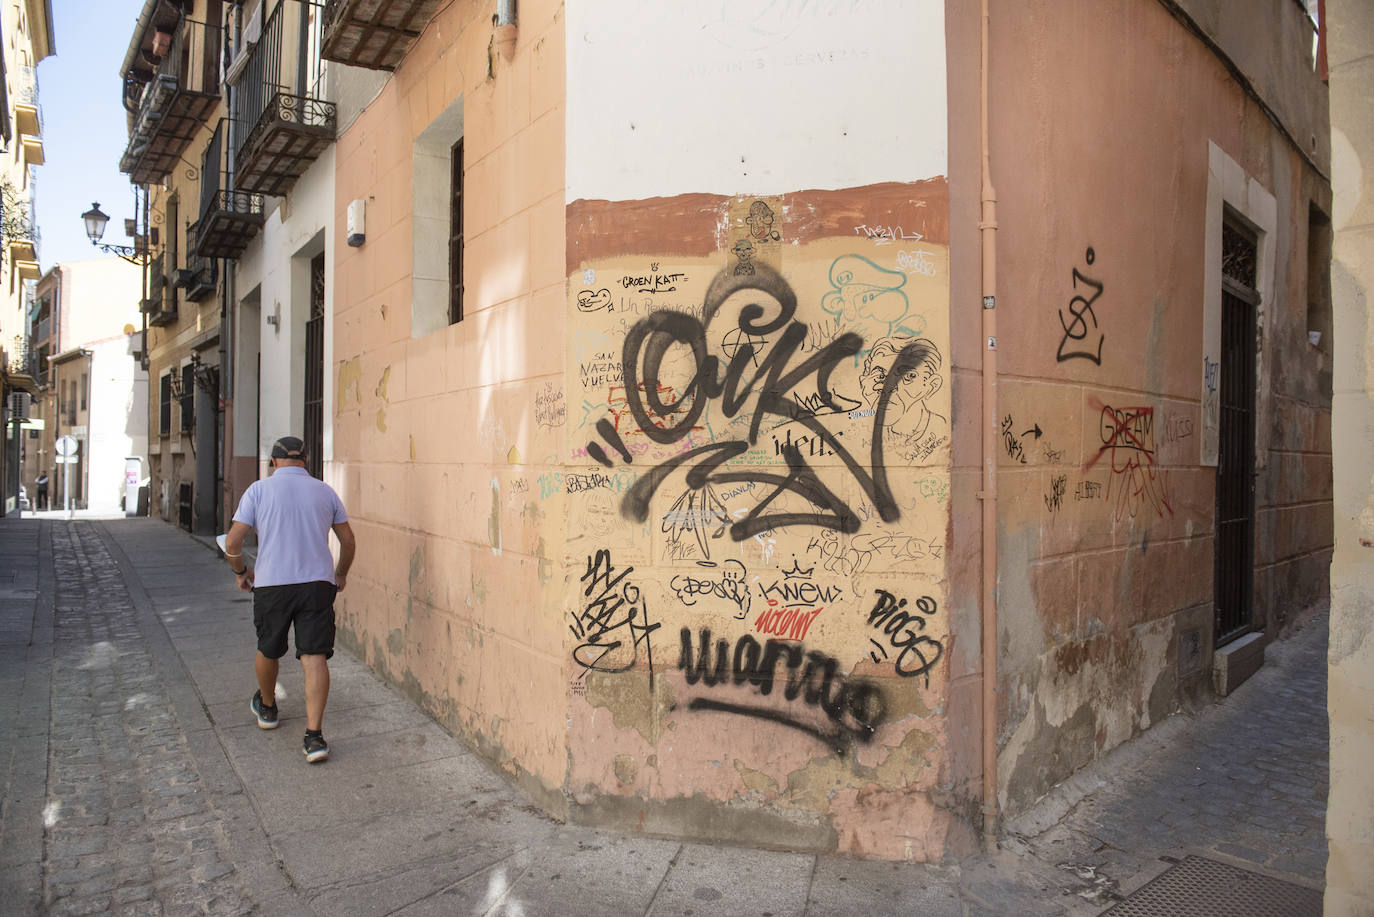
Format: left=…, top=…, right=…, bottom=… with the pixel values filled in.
left=0, top=516, right=1328, bottom=915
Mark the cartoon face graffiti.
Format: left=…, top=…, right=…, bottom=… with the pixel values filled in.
left=746, top=200, right=780, bottom=241
left=860, top=336, right=945, bottom=441
left=821, top=255, right=910, bottom=328
left=732, top=239, right=756, bottom=276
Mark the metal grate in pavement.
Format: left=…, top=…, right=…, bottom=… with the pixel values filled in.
left=1099, top=855, right=1321, bottom=917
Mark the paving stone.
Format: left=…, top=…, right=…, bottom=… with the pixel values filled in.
left=3, top=518, right=1334, bottom=916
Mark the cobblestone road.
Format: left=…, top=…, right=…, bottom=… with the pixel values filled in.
left=41, top=524, right=251, bottom=915
left=0, top=516, right=1333, bottom=916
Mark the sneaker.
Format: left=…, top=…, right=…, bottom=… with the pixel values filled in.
left=303, top=731, right=329, bottom=763
left=250, top=690, right=279, bottom=730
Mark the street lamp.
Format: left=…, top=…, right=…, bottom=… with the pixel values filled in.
left=81, top=198, right=153, bottom=372
left=81, top=201, right=146, bottom=265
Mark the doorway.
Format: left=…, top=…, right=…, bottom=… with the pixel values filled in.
left=1214, top=219, right=1258, bottom=645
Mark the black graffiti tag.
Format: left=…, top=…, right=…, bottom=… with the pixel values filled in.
left=586, top=263, right=922, bottom=541
left=570, top=550, right=660, bottom=688
left=678, top=627, right=886, bottom=753
left=1057, top=247, right=1105, bottom=364
left=865, top=589, right=943, bottom=684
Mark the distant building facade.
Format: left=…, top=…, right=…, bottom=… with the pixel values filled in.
left=27, top=259, right=146, bottom=512
left=0, top=0, right=53, bottom=515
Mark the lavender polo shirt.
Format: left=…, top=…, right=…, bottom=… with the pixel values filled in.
left=232, top=467, right=348, bottom=588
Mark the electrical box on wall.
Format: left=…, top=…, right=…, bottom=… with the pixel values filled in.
left=347, top=199, right=365, bottom=247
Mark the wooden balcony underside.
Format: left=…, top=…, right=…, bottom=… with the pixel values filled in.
left=321, top=0, right=442, bottom=71
left=235, top=93, right=336, bottom=198
left=121, top=88, right=220, bottom=185
left=193, top=207, right=264, bottom=260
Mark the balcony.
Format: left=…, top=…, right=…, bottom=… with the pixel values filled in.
left=119, top=19, right=222, bottom=186
left=9, top=236, right=39, bottom=291
left=15, top=65, right=42, bottom=138
left=321, top=0, right=442, bottom=71
left=14, top=104, right=39, bottom=139
left=143, top=256, right=178, bottom=327
left=21, top=135, right=44, bottom=167
left=231, top=1, right=337, bottom=198
left=191, top=120, right=264, bottom=259
left=173, top=252, right=218, bottom=302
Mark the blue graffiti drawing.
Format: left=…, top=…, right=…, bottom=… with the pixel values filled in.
left=821, top=254, right=911, bottom=333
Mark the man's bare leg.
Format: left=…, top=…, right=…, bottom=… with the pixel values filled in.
left=255, top=652, right=279, bottom=705
left=301, top=654, right=330, bottom=732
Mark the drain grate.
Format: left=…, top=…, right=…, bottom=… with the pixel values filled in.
left=1100, top=856, right=1321, bottom=917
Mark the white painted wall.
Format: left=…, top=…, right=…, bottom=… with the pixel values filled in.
left=86, top=335, right=148, bottom=513
left=232, top=146, right=335, bottom=463
left=566, top=0, right=947, bottom=201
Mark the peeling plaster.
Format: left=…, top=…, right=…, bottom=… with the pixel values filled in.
left=336, top=357, right=362, bottom=411
left=488, top=478, right=502, bottom=555
left=584, top=670, right=675, bottom=745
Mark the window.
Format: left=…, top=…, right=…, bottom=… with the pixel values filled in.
left=160, top=373, right=172, bottom=435
left=79, top=373, right=86, bottom=411
left=167, top=194, right=180, bottom=274
left=450, top=138, right=464, bottom=324
left=410, top=97, right=464, bottom=337
left=180, top=364, right=195, bottom=431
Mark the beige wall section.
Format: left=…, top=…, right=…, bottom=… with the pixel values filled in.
left=1326, top=1, right=1374, bottom=912
left=963, top=0, right=1332, bottom=815
left=563, top=182, right=956, bottom=859
left=332, top=0, right=570, bottom=806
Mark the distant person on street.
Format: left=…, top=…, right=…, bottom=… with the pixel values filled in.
left=35, top=472, right=48, bottom=511
left=223, top=436, right=355, bottom=764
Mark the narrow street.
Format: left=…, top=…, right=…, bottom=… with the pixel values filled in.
left=0, top=516, right=1327, bottom=915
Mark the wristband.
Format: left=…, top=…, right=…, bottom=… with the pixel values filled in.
left=232, top=566, right=247, bottom=576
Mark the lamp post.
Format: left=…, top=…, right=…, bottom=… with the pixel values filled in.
left=81, top=198, right=151, bottom=375
left=81, top=202, right=149, bottom=265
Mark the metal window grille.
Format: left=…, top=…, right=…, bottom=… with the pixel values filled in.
left=303, top=252, right=325, bottom=478
left=180, top=364, right=195, bottom=431
left=160, top=373, right=172, bottom=434
left=449, top=138, right=464, bottom=324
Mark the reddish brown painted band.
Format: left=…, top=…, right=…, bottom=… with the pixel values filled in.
left=567, top=178, right=950, bottom=273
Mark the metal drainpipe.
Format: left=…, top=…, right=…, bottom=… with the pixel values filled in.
left=139, top=187, right=150, bottom=373
left=979, top=0, right=1001, bottom=849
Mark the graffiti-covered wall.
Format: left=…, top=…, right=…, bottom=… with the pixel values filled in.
left=965, top=0, right=1333, bottom=816
left=561, top=2, right=959, bottom=858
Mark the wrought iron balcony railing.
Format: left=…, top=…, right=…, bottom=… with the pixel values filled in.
left=143, top=254, right=179, bottom=327
left=231, top=0, right=336, bottom=198
left=119, top=19, right=222, bottom=186
left=173, top=251, right=218, bottom=302
left=192, top=120, right=265, bottom=259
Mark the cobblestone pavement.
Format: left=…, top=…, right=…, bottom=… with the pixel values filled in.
left=0, top=516, right=1332, bottom=915
left=41, top=523, right=253, bottom=915
left=984, top=609, right=1329, bottom=914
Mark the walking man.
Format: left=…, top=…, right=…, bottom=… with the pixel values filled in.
left=223, top=436, right=356, bottom=763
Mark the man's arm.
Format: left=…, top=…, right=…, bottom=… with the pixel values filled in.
left=224, top=520, right=255, bottom=591
left=332, top=521, right=356, bottom=591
